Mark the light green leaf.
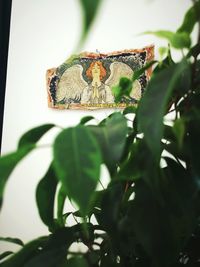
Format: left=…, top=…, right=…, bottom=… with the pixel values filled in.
left=18, top=124, right=54, bottom=148
left=177, top=1, right=200, bottom=34
left=0, top=237, right=24, bottom=247
left=144, top=31, right=191, bottom=49
left=36, top=163, right=58, bottom=230
left=0, top=145, right=35, bottom=209
left=89, top=113, right=128, bottom=174
left=138, top=60, right=190, bottom=159
left=112, top=77, right=132, bottom=103
left=53, top=125, right=101, bottom=215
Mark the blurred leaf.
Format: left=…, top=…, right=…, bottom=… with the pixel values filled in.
left=63, top=257, right=89, bottom=267
left=0, top=144, right=35, bottom=209
left=112, top=77, right=132, bottom=103
left=158, top=47, right=168, bottom=59
left=57, top=186, right=67, bottom=227
left=138, top=60, right=190, bottom=159
left=18, top=124, right=54, bottom=148
left=79, top=116, right=95, bottom=125
left=24, top=247, right=66, bottom=267
left=0, top=252, right=13, bottom=262
left=128, top=180, right=185, bottom=266
left=173, top=118, right=185, bottom=148
left=0, top=237, right=48, bottom=267
left=36, top=162, right=58, bottom=231
left=144, top=30, right=191, bottom=49
left=0, top=237, right=24, bottom=246
left=132, top=60, right=157, bottom=81
left=78, top=0, right=102, bottom=48
left=187, top=43, right=200, bottom=58
left=89, top=113, right=128, bottom=174
left=123, top=106, right=136, bottom=115
left=177, top=1, right=200, bottom=34
left=54, top=125, right=101, bottom=215
left=153, top=46, right=175, bottom=75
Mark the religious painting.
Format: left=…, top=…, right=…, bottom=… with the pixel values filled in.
left=46, top=45, right=154, bottom=110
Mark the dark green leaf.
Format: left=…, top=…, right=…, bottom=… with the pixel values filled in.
left=57, top=186, right=67, bottom=227
left=89, top=113, right=128, bottom=174
left=144, top=30, right=191, bottom=49
left=127, top=179, right=191, bottom=266
left=0, top=237, right=48, bottom=267
left=79, top=116, right=95, bottom=125
left=0, top=145, right=35, bottom=209
left=36, top=162, right=58, bottom=230
left=78, top=0, right=102, bottom=47
left=132, top=60, right=157, bottom=81
left=187, top=43, right=200, bottom=58
left=123, top=106, right=136, bottom=115
left=18, top=124, right=54, bottom=148
left=0, top=252, right=13, bottom=262
left=63, top=257, right=89, bottom=267
left=54, top=125, right=101, bottom=215
left=23, top=247, right=66, bottom=267
left=177, top=1, right=200, bottom=34
left=138, top=60, right=190, bottom=159
left=172, top=118, right=185, bottom=148
left=0, top=237, right=24, bottom=246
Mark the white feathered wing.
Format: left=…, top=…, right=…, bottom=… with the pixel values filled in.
left=105, top=62, right=141, bottom=100
left=56, top=64, right=88, bottom=102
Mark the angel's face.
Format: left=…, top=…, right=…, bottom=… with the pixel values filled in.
left=92, top=63, right=101, bottom=79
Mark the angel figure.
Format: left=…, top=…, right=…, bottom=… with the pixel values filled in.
left=81, top=61, right=114, bottom=104
left=55, top=60, right=141, bottom=107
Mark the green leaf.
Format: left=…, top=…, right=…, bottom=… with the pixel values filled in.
left=0, top=252, right=13, bottom=262
left=89, top=113, right=128, bottom=174
left=63, top=257, right=89, bottom=267
left=187, top=43, right=200, bottom=59
left=0, top=237, right=24, bottom=246
left=123, top=106, right=136, bottom=115
left=53, top=125, right=101, bottom=215
left=78, top=0, right=102, bottom=47
left=177, top=1, right=200, bottom=34
left=18, top=124, right=54, bottom=148
left=57, top=186, right=67, bottom=227
left=144, top=31, right=191, bottom=49
left=79, top=116, right=95, bottom=125
left=128, top=180, right=180, bottom=266
left=23, top=248, right=66, bottom=267
left=112, top=77, right=132, bottom=103
left=132, top=60, right=157, bottom=81
left=36, top=163, right=58, bottom=231
left=138, top=60, right=190, bottom=159
left=173, top=118, right=185, bottom=148
left=0, top=145, right=35, bottom=209
left=0, top=237, right=48, bottom=267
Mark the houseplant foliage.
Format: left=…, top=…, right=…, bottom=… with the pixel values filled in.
left=0, top=1, right=200, bottom=266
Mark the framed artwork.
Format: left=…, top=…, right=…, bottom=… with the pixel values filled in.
left=46, top=45, right=154, bottom=110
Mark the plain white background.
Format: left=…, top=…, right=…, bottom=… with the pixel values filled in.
left=0, top=0, right=196, bottom=254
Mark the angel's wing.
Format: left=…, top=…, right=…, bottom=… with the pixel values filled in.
left=105, top=62, right=141, bottom=100
left=56, top=64, right=88, bottom=103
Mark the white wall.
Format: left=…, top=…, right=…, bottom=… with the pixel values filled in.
left=0, top=0, right=194, bottom=254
